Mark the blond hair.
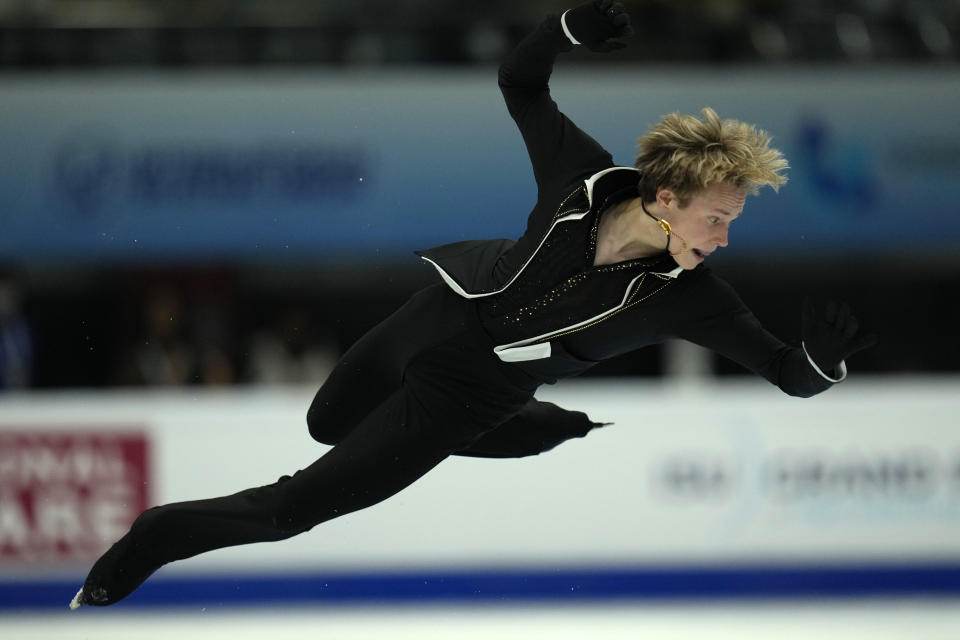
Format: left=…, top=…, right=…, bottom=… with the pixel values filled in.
left=634, top=107, right=788, bottom=205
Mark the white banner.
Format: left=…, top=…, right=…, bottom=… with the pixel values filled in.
left=0, top=378, right=957, bottom=577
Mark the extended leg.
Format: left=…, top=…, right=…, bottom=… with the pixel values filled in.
left=73, top=475, right=306, bottom=608
left=455, top=399, right=608, bottom=458
left=74, top=284, right=535, bottom=607
left=75, top=387, right=474, bottom=607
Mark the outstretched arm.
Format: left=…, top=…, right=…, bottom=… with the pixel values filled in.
left=499, top=1, right=633, bottom=190
left=674, top=275, right=876, bottom=398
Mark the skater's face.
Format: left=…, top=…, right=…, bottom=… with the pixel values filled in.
left=657, top=182, right=745, bottom=270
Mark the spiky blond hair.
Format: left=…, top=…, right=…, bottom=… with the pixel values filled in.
left=634, top=107, right=788, bottom=205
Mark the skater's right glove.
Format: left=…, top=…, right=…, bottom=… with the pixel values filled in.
left=562, top=0, right=634, bottom=52
left=801, top=297, right=877, bottom=379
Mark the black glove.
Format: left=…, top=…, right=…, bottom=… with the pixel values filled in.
left=801, top=297, right=878, bottom=374
left=564, top=0, right=634, bottom=52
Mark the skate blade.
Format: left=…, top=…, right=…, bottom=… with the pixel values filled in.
left=69, top=588, right=84, bottom=610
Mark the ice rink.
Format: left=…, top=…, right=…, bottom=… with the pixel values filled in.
left=7, top=600, right=960, bottom=640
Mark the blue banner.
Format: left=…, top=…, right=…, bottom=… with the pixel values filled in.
left=1, top=69, right=957, bottom=263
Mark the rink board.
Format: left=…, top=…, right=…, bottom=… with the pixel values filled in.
left=1, top=377, right=958, bottom=607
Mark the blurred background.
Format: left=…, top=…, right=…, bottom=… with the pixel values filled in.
left=0, top=0, right=957, bottom=389
left=1, top=0, right=959, bottom=636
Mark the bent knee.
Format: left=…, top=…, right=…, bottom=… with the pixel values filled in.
left=306, top=399, right=340, bottom=444
left=306, top=392, right=373, bottom=446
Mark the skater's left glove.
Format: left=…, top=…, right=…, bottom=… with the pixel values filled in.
left=563, top=0, right=634, bottom=52
left=801, top=297, right=877, bottom=379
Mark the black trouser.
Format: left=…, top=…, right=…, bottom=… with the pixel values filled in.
left=82, top=285, right=600, bottom=604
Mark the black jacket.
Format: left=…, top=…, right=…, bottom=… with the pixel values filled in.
left=417, top=14, right=838, bottom=398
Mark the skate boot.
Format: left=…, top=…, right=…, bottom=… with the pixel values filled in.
left=69, top=509, right=167, bottom=608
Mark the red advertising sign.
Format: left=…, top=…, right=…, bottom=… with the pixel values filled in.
left=0, top=430, right=150, bottom=563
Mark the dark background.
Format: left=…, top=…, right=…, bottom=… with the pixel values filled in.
left=1, top=0, right=957, bottom=389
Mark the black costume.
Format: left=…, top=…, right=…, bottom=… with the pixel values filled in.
left=75, top=6, right=845, bottom=608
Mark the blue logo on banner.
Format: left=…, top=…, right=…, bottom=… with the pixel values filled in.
left=52, top=129, right=370, bottom=215
left=127, top=147, right=368, bottom=203
left=796, top=116, right=878, bottom=214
